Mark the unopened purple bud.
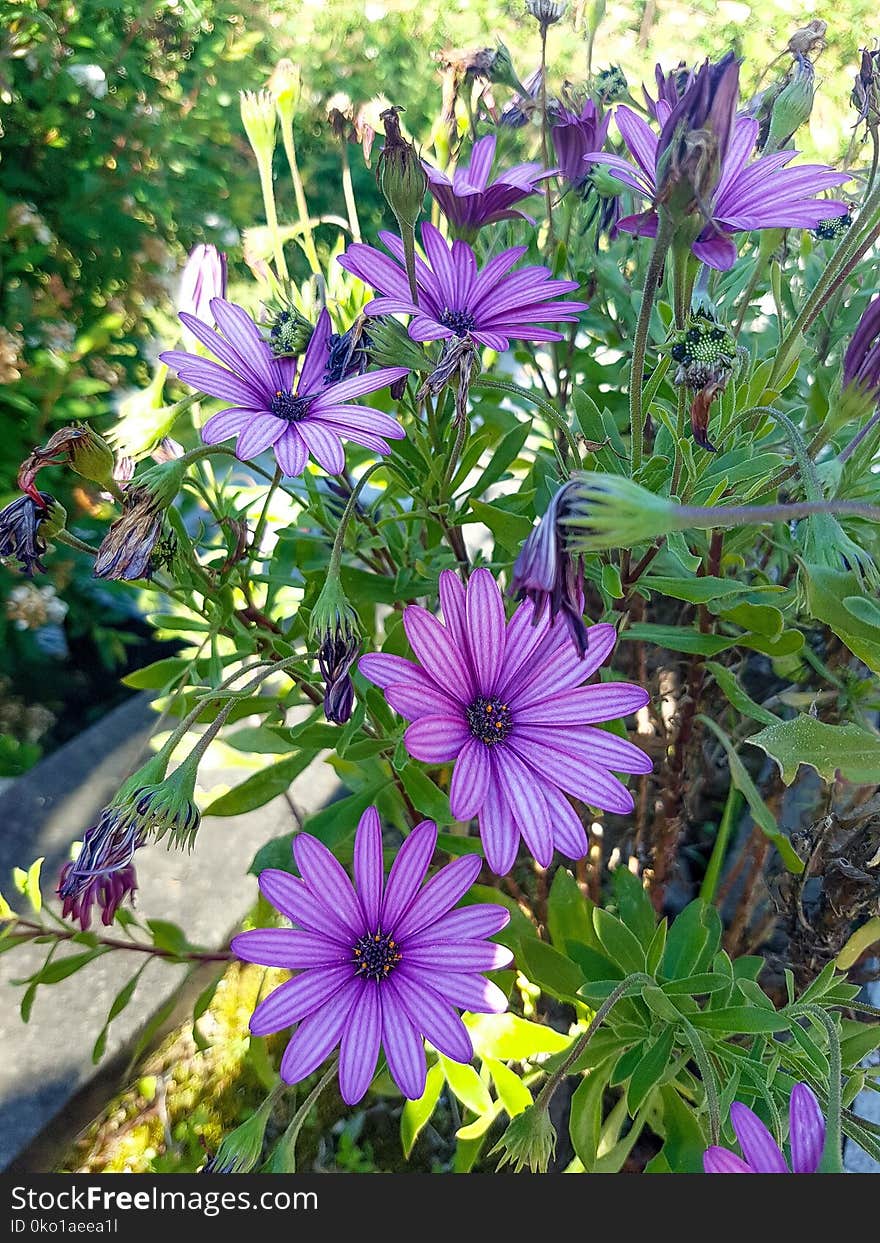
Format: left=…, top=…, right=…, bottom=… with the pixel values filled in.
left=512, top=481, right=590, bottom=655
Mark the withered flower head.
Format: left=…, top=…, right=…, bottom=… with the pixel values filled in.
left=0, top=492, right=62, bottom=576
left=58, top=808, right=144, bottom=931
left=669, top=310, right=737, bottom=451
left=376, top=106, right=427, bottom=231
left=787, top=19, right=827, bottom=59
left=526, top=0, right=567, bottom=33
left=18, top=423, right=116, bottom=497
left=852, top=47, right=880, bottom=131
left=656, top=53, right=740, bottom=218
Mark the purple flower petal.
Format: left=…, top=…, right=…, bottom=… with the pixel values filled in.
left=730, top=1102, right=789, bottom=1173
left=465, top=568, right=506, bottom=693
left=296, top=420, right=346, bottom=474
left=273, top=427, right=309, bottom=476
left=250, top=965, right=354, bottom=1035
left=235, top=413, right=287, bottom=460
left=789, top=1083, right=825, bottom=1173
left=403, top=605, right=475, bottom=697
left=516, top=723, right=653, bottom=774
left=381, top=987, right=428, bottom=1099
left=703, top=1146, right=753, bottom=1173
left=449, top=737, right=492, bottom=821
left=478, top=776, right=520, bottom=874
left=231, top=928, right=349, bottom=969
left=293, top=833, right=364, bottom=935
left=354, top=806, right=384, bottom=930
left=515, top=683, right=649, bottom=725
left=381, top=819, right=437, bottom=931
left=386, top=681, right=462, bottom=720
left=392, top=973, right=473, bottom=1063
left=493, top=745, right=554, bottom=866
left=258, top=870, right=350, bottom=943
left=541, top=783, right=589, bottom=860
left=358, top=651, right=431, bottom=692
left=404, top=942, right=513, bottom=972
left=406, top=904, right=509, bottom=945
left=339, top=981, right=381, bottom=1105
left=279, top=978, right=361, bottom=1085
left=296, top=308, right=333, bottom=396
left=392, top=853, right=483, bottom=941
left=404, top=715, right=469, bottom=762
left=201, top=407, right=260, bottom=445
left=422, top=970, right=509, bottom=1014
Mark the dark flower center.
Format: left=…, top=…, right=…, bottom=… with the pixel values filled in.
left=353, top=929, right=402, bottom=981
left=467, top=696, right=513, bottom=745
left=439, top=308, right=476, bottom=337
left=269, top=389, right=313, bottom=422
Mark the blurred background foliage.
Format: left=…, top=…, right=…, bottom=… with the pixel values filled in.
left=0, top=0, right=874, bottom=774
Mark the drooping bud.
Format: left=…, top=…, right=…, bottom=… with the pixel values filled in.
left=19, top=424, right=116, bottom=493
left=492, top=1104, right=557, bottom=1174
left=129, top=756, right=201, bottom=851
left=787, top=20, right=827, bottom=59
left=833, top=296, right=880, bottom=455
left=560, top=473, right=686, bottom=552
left=376, top=107, right=427, bottom=231
left=239, top=89, right=277, bottom=167
left=488, top=41, right=532, bottom=99
left=0, top=492, right=58, bottom=576
left=761, top=54, right=815, bottom=153
left=57, top=808, right=145, bottom=931
left=668, top=309, right=737, bottom=451
left=310, top=575, right=361, bottom=725
left=512, top=480, right=589, bottom=655
left=364, top=315, right=433, bottom=377
left=852, top=48, right=880, bottom=134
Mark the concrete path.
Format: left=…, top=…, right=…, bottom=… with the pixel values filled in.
left=0, top=694, right=340, bottom=1169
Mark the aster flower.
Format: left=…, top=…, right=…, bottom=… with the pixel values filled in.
left=338, top=222, right=587, bottom=351
left=58, top=808, right=144, bottom=931
left=585, top=108, right=849, bottom=269
left=161, top=303, right=407, bottom=476
left=0, top=492, right=58, bottom=576
left=232, top=809, right=512, bottom=1104
left=359, top=569, right=651, bottom=874
left=423, top=134, right=553, bottom=237
left=704, top=1083, right=826, bottom=1174
left=550, top=99, right=611, bottom=191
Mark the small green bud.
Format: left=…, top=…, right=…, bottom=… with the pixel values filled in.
left=268, top=58, right=301, bottom=129
left=376, top=107, right=427, bottom=231
left=240, top=89, right=277, bottom=167
left=492, top=1104, right=557, bottom=1174
left=588, top=164, right=628, bottom=198
left=365, top=316, right=433, bottom=374
left=764, top=54, right=815, bottom=152
left=267, top=306, right=314, bottom=357
left=41, top=498, right=68, bottom=541
left=68, top=426, right=116, bottom=488
left=203, top=1090, right=280, bottom=1174
left=561, top=473, right=682, bottom=552
left=489, top=42, right=532, bottom=98
left=128, top=755, right=201, bottom=851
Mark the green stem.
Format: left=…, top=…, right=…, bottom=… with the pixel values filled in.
left=55, top=530, right=98, bottom=556
left=673, top=498, right=880, bottom=529
left=806, top=1006, right=844, bottom=1173
left=279, top=116, right=320, bottom=274
left=400, top=224, right=419, bottom=304
left=267, top=1059, right=339, bottom=1173
left=255, top=154, right=289, bottom=282
left=472, top=377, right=579, bottom=469
left=700, top=785, right=742, bottom=905
left=629, top=213, right=675, bottom=473
left=539, top=26, right=555, bottom=254
left=678, top=1015, right=721, bottom=1144
left=328, top=463, right=385, bottom=577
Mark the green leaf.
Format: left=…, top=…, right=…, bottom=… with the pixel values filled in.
left=464, top=1012, right=573, bottom=1061
left=484, top=1057, right=532, bottom=1117
left=121, top=657, right=193, bottom=690
left=656, top=1085, right=707, bottom=1173
left=642, top=576, right=778, bottom=605
left=17, top=947, right=109, bottom=986
left=17, top=858, right=44, bottom=915
left=401, top=1063, right=444, bottom=1158
left=398, top=763, right=452, bottom=823
left=463, top=499, right=534, bottom=550
left=439, top=1057, right=492, bottom=1115
left=660, top=900, right=712, bottom=981
left=546, top=867, right=597, bottom=952
left=517, top=937, right=586, bottom=1002
left=569, top=1060, right=614, bottom=1171
left=592, top=908, right=647, bottom=974
left=689, top=1006, right=790, bottom=1033
left=621, top=624, right=733, bottom=655
left=747, top=715, right=880, bottom=786
left=146, top=919, right=196, bottom=959
left=302, top=778, right=393, bottom=849
left=628, top=1027, right=675, bottom=1113
left=203, top=752, right=317, bottom=817
left=705, top=661, right=779, bottom=727
left=611, top=868, right=656, bottom=949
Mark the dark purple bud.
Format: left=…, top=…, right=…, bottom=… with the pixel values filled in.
left=318, top=624, right=360, bottom=724
left=644, top=61, right=695, bottom=119
left=551, top=99, right=611, bottom=189
left=58, top=808, right=144, bottom=931
left=656, top=53, right=740, bottom=215
left=512, top=481, right=590, bottom=655
left=0, top=491, right=58, bottom=576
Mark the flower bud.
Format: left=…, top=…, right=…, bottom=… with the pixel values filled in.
left=268, top=58, right=301, bottom=129
left=19, top=424, right=116, bottom=492
left=561, top=473, right=682, bottom=552
left=178, top=244, right=227, bottom=338
left=130, top=758, right=202, bottom=851
left=202, top=1091, right=279, bottom=1174
left=0, top=492, right=55, bottom=576
left=512, top=480, right=589, bottom=654
left=310, top=576, right=361, bottom=725
left=376, top=107, right=427, bottom=232
left=656, top=53, right=740, bottom=220
left=267, top=306, right=314, bottom=358
left=595, top=65, right=628, bottom=104
left=58, top=807, right=144, bottom=931
left=240, top=90, right=277, bottom=167
left=526, top=0, right=567, bottom=33
left=492, top=1105, right=557, bottom=1173
left=762, top=54, right=815, bottom=152
left=364, top=316, right=433, bottom=375
left=488, top=42, right=532, bottom=99
left=852, top=48, right=880, bottom=133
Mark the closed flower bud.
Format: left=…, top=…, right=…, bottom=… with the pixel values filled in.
left=19, top=424, right=116, bottom=492
left=526, top=0, right=567, bottom=32
left=512, top=480, right=589, bottom=655
left=852, top=48, right=880, bottom=132
left=202, top=1090, right=279, bottom=1175
left=363, top=316, right=433, bottom=375
left=268, top=58, right=301, bottom=128
left=561, top=473, right=682, bottom=552
left=492, top=1105, right=557, bottom=1173
left=310, top=576, right=361, bottom=725
left=240, top=89, right=277, bottom=167
left=656, top=53, right=740, bottom=220
left=376, top=107, right=427, bottom=231
left=763, top=54, right=815, bottom=152
left=488, top=41, right=532, bottom=98
left=129, top=755, right=201, bottom=851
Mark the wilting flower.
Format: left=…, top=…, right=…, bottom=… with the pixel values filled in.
left=669, top=310, right=738, bottom=450
left=18, top=424, right=116, bottom=496
left=512, top=481, right=587, bottom=653
left=423, top=134, right=553, bottom=238
left=550, top=99, right=611, bottom=190
left=643, top=61, right=695, bottom=119
left=653, top=53, right=740, bottom=213
left=232, top=809, right=512, bottom=1103
left=178, top=245, right=227, bottom=347
left=0, top=492, right=60, bottom=576
left=161, top=302, right=407, bottom=476
left=325, top=316, right=372, bottom=385
left=526, top=0, right=566, bottom=32
left=58, top=808, right=145, bottom=931
left=852, top=48, right=880, bottom=133
left=94, top=485, right=170, bottom=581
left=704, top=1083, right=826, bottom=1173
left=339, top=222, right=587, bottom=350
left=499, top=67, right=543, bottom=128
left=586, top=106, right=849, bottom=269
left=360, top=570, right=650, bottom=873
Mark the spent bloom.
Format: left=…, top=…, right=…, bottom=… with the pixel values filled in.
left=232, top=809, right=512, bottom=1104
left=643, top=61, right=696, bottom=119
left=704, top=1083, right=826, bottom=1174
left=0, top=492, right=60, bottom=576
left=550, top=99, right=611, bottom=190
left=838, top=296, right=880, bottom=463
left=161, top=302, right=407, bottom=476
left=423, top=134, right=553, bottom=237
left=339, top=222, right=587, bottom=350
left=586, top=106, right=849, bottom=269
left=58, top=809, right=145, bottom=931
left=360, top=570, right=650, bottom=874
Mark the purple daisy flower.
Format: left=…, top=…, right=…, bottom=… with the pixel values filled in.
left=423, top=134, right=554, bottom=237
left=338, top=222, right=588, bottom=351
left=359, top=569, right=651, bottom=874
left=584, top=108, right=849, bottom=269
left=160, top=302, right=408, bottom=476
left=704, top=1083, right=826, bottom=1174
left=550, top=99, right=611, bottom=190
left=232, top=809, right=512, bottom=1104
